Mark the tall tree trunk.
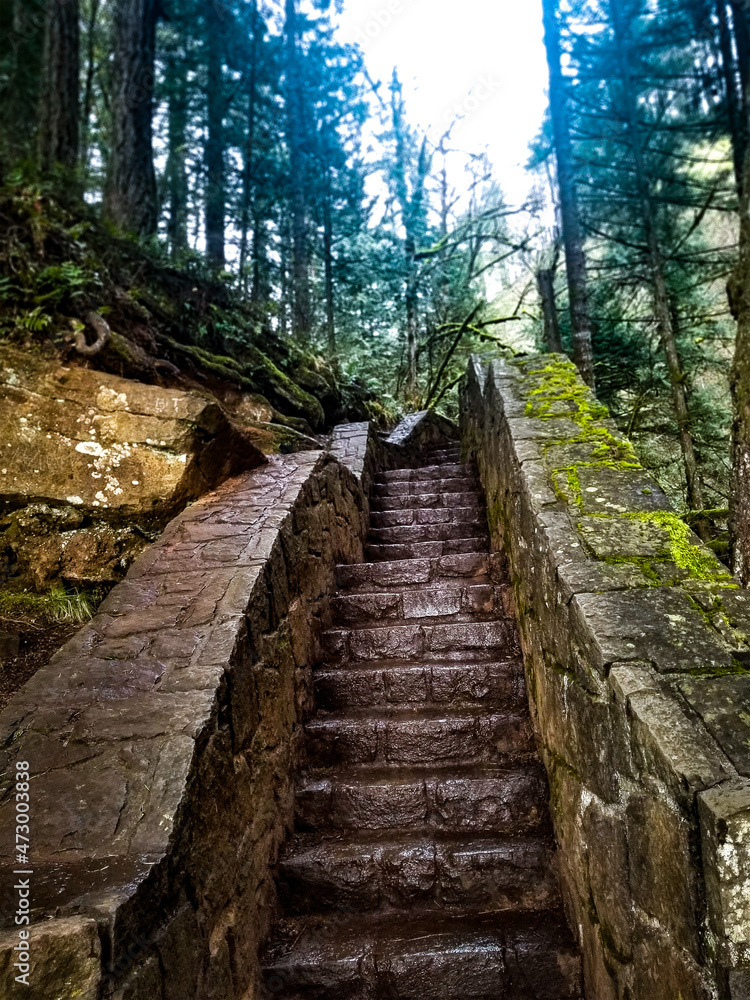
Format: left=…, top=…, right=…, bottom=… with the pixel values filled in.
left=205, top=0, right=225, bottom=268
left=37, top=0, right=80, bottom=173
left=609, top=0, right=704, bottom=511
left=0, top=0, right=45, bottom=177
left=105, top=0, right=158, bottom=236
left=537, top=268, right=563, bottom=353
left=239, top=0, right=260, bottom=290
left=285, top=0, right=311, bottom=341
left=251, top=203, right=269, bottom=304
left=390, top=74, right=426, bottom=404
left=717, top=0, right=747, bottom=190
left=731, top=148, right=750, bottom=582
left=81, top=0, right=100, bottom=179
left=323, top=183, right=336, bottom=355
left=541, top=0, right=596, bottom=388
left=165, top=50, right=188, bottom=257
left=729, top=1, right=750, bottom=580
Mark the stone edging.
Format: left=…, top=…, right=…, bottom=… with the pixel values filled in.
left=461, top=353, right=750, bottom=1000
left=0, top=427, right=375, bottom=999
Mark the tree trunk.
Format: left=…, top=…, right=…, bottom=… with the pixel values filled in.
left=165, top=50, right=189, bottom=257
left=105, top=0, right=158, bottom=236
left=537, top=268, right=563, bottom=353
left=251, top=204, right=269, bottom=304
left=205, top=0, right=225, bottom=268
left=609, top=0, right=704, bottom=511
left=323, top=183, right=336, bottom=355
left=239, top=0, right=260, bottom=290
left=37, top=0, right=80, bottom=173
left=81, top=0, right=100, bottom=178
left=285, top=0, right=311, bottom=341
left=717, top=0, right=747, bottom=190
left=541, top=0, right=596, bottom=388
left=731, top=146, right=750, bottom=582
left=0, top=0, right=45, bottom=177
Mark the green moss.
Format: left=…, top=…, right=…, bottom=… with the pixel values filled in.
left=602, top=555, right=661, bottom=584
left=624, top=511, right=732, bottom=582
left=684, top=660, right=750, bottom=678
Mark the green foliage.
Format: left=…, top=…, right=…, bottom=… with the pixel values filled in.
left=0, top=584, right=100, bottom=625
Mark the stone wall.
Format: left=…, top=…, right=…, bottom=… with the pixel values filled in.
left=461, top=354, right=750, bottom=1000
left=0, top=425, right=376, bottom=1000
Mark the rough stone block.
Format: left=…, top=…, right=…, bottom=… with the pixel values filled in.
left=679, top=675, right=750, bottom=778
left=573, top=588, right=733, bottom=675
left=0, top=915, right=101, bottom=1000
left=627, top=794, right=699, bottom=954
left=699, top=781, right=750, bottom=966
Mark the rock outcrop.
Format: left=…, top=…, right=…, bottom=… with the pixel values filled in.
left=0, top=346, right=264, bottom=586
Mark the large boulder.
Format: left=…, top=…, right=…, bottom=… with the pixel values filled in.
left=0, top=347, right=264, bottom=522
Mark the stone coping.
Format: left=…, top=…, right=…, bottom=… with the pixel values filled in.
left=462, top=353, right=750, bottom=998
left=0, top=421, right=378, bottom=998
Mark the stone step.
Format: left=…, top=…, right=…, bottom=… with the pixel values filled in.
left=262, top=912, right=582, bottom=1000
left=370, top=490, right=481, bottom=512
left=336, top=552, right=491, bottom=592
left=276, top=831, right=562, bottom=916
left=323, top=619, right=519, bottom=663
left=373, top=476, right=479, bottom=499
left=424, top=448, right=462, bottom=461
left=366, top=536, right=489, bottom=561
left=304, top=707, right=534, bottom=767
left=295, top=762, right=550, bottom=834
left=370, top=504, right=483, bottom=529
left=313, top=658, right=526, bottom=712
left=377, top=464, right=472, bottom=482
left=331, top=584, right=508, bottom=625
left=367, top=520, right=487, bottom=546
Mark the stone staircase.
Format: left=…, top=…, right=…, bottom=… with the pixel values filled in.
left=262, top=442, right=583, bottom=999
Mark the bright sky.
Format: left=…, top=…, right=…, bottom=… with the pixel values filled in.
left=333, top=0, right=550, bottom=207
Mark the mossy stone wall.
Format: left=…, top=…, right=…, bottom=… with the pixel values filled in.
left=461, top=353, right=750, bottom=1000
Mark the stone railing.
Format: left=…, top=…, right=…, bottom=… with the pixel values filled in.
left=0, top=409, right=457, bottom=999
left=0, top=430, right=375, bottom=999
left=461, top=354, right=750, bottom=1000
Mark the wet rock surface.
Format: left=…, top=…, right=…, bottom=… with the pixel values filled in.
left=261, top=442, right=582, bottom=999
left=462, top=353, right=750, bottom=1000
left=0, top=345, right=264, bottom=588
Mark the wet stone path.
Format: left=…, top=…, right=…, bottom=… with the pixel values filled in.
left=262, top=442, right=582, bottom=999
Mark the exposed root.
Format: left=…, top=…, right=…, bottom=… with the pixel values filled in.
left=75, top=312, right=111, bottom=357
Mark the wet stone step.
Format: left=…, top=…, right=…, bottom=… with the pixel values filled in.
left=313, top=658, right=527, bottom=712
left=276, top=831, right=562, bottom=916
left=295, top=762, right=550, bottom=835
left=370, top=504, right=484, bottom=529
left=370, top=490, right=482, bottom=512
left=304, top=707, right=534, bottom=767
left=263, top=446, right=580, bottom=999
left=331, top=584, right=509, bottom=625
left=377, top=464, right=473, bottom=482
left=336, top=552, right=492, bottom=592
left=373, top=476, right=479, bottom=498
left=262, top=912, right=582, bottom=1000
left=367, top=520, right=487, bottom=545
left=323, top=619, right=519, bottom=663
left=366, top=536, right=489, bottom=561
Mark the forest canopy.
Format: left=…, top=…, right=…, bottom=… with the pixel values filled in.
left=2, top=0, right=750, bottom=573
